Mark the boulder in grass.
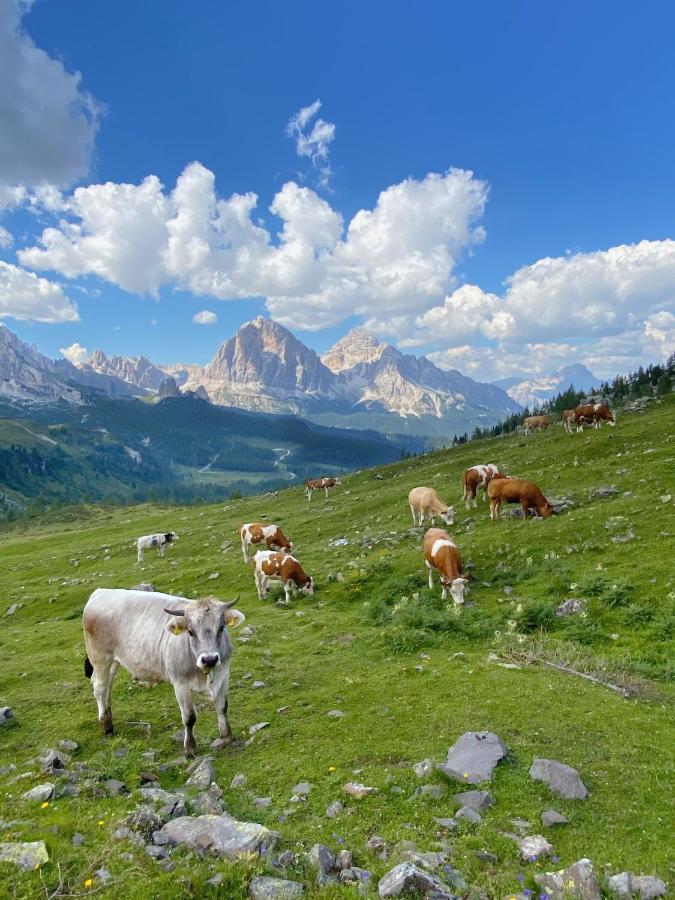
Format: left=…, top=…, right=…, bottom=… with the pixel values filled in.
left=452, top=790, right=494, bottom=812
left=534, top=857, right=601, bottom=899
left=377, top=862, right=455, bottom=898
left=249, top=876, right=304, bottom=899
left=607, top=872, right=667, bottom=898
left=21, top=783, right=54, bottom=802
left=437, top=732, right=507, bottom=784
left=0, top=707, right=14, bottom=726
left=518, top=834, right=554, bottom=862
left=0, top=841, right=49, bottom=870
left=158, top=814, right=278, bottom=858
left=541, top=809, right=568, bottom=827
left=529, top=758, right=588, bottom=800
left=343, top=782, right=377, bottom=798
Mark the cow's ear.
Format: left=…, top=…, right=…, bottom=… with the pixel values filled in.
left=225, top=608, right=246, bottom=628
left=166, top=618, right=186, bottom=635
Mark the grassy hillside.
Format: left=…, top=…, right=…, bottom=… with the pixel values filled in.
left=0, top=395, right=673, bottom=898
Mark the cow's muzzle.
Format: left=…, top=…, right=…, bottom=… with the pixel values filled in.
left=197, top=652, right=221, bottom=671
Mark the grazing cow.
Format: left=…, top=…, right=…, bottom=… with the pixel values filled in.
left=82, top=588, right=245, bottom=757
left=408, top=486, right=455, bottom=527
left=253, top=550, right=314, bottom=604
left=561, top=409, right=576, bottom=433
left=573, top=403, right=616, bottom=431
left=462, top=464, right=505, bottom=510
left=487, top=477, right=554, bottom=521
left=305, top=477, right=341, bottom=501
left=136, top=531, right=178, bottom=563
left=523, top=415, right=552, bottom=434
left=423, top=528, right=469, bottom=605
left=240, top=523, right=293, bottom=563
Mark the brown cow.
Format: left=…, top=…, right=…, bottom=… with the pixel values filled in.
left=573, top=403, right=616, bottom=431
left=523, top=415, right=552, bottom=435
left=462, top=464, right=505, bottom=510
left=408, top=486, right=455, bottom=526
left=240, top=523, right=292, bottom=562
left=487, top=477, right=554, bottom=520
left=423, top=528, right=468, bottom=605
left=253, top=550, right=314, bottom=604
left=305, top=477, right=341, bottom=501
left=561, top=409, right=576, bottom=433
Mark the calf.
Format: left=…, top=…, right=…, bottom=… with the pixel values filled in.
left=487, top=477, right=554, bottom=520
left=561, top=409, right=576, bottom=433
left=82, top=588, right=245, bottom=757
left=240, top=523, right=293, bottom=563
left=408, top=486, right=455, bottom=527
left=305, top=477, right=341, bottom=501
left=573, top=403, right=616, bottom=431
left=253, top=550, right=314, bottom=604
left=136, top=531, right=178, bottom=563
left=462, top=464, right=503, bottom=510
left=523, top=415, right=552, bottom=434
left=423, top=528, right=468, bottom=605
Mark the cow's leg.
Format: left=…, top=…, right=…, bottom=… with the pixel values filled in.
left=159, top=544, right=165, bottom=557
left=520, top=500, right=530, bottom=519
left=137, top=547, right=143, bottom=563
left=490, top=499, right=499, bottom=521
left=284, top=582, right=292, bottom=604
left=214, top=669, right=233, bottom=744
left=426, top=561, right=434, bottom=590
left=241, top=538, right=248, bottom=563
left=324, top=487, right=329, bottom=500
left=307, top=489, right=312, bottom=502
left=473, top=489, right=478, bottom=509
left=410, top=504, right=416, bottom=525
left=91, top=656, right=116, bottom=735
left=441, top=583, right=448, bottom=601
left=174, top=685, right=197, bottom=758
left=254, top=571, right=265, bottom=600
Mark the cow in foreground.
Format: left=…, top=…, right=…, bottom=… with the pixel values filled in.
left=253, top=550, right=314, bottom=604
left=408, top=486, right=455, bottom=527
left=573, top=403, right=616, bottom=431
left=462, top=464, right=505, bottom=509
left=523, top=415, right=552, bottom=434
left=423, top=528, right=469, bottom=605
left=240, top=523, right=292, bottom=563
left=487, top=477, right=554, bottom=520
left=82, top=588, right=245, bottom=757
left=136, top=531, right=178, bottom=563
left=305, top=477, right=341, bottom=501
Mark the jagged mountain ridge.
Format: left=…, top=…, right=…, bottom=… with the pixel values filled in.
left=494, top=363, right=601, bottom=409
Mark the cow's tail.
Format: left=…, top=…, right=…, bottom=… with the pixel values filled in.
left=84, top=656, right=93, bottom=679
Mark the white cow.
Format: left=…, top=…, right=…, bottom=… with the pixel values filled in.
left=136, top=531, right=178, bottom=563
left=408, top=486, right=455, bottom=527
left=82, top=588, right=245, bottom=757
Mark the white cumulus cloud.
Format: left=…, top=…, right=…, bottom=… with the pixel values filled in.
left=0, top=261, right=79, bottom=323
left=0, top=226, right=12, bottom=248
left=192, top=309, right=218, bottom=325
left=0, top=0, right=100, bottom=190
left=60, top=341, right=89, bottom=364
left=286, top=99, right=336, bottom=188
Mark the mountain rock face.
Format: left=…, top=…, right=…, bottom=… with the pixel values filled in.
left=158, top=377, right=180, bottom=399
left=0, top=326, right=81, bottom=404
left=496, top=364, right=601, bottom=410
left=86, top=350, right=167, bottom=392
left=322, top=328, right=385, bottom=373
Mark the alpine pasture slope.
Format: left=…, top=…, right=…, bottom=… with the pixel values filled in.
left=0, top=396, right=673, bottom=899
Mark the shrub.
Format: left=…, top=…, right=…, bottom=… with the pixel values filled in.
left=621, top=604, right=654, bottom=626
left=515, top=599, right=557, bottom=632
left=602, top=578, right=634, bottom=608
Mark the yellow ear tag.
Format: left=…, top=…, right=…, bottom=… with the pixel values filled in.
left=170, top=622, right=186, bottom=635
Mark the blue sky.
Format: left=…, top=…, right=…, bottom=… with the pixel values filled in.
left=0, top=0, right=674, bottom=380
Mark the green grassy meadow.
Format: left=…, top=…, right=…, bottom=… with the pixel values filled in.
left=0, top=396, right=673, bottom=898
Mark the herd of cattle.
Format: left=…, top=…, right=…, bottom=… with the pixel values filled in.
left=81, top=403, right=616, bottom=754
left=524, top=401, right=616, bottom=434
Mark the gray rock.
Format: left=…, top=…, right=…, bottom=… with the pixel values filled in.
left=6, top=604, right=20, bottom=616
left=608, top=873, right=668, bottom=898
left=158, top=814, right=278, bottom=858
left=210, top=737, right=232, bottom=750
left=40, top=749, right=71, bottom=772
left=413, top=758, right=435, bottom=779
left=417, top=783, right=446, bottom=800
left=94, top=867, right=112, bottom=884
left=475, top=850, right=498, bottom=863
left=249, top=721, right=270, bottom=735
left=158, top=858, right=176, bottom=872
left=21, top=783, right=54, bottom=802
left=541, top=809, right=568, bottom=826
left=535, top=858, right=600, bottom=899
left=249, top=876, right=304, bottom=899
left=0, top=707, right=14, bottom=725
left=146, top=844, right=169, bottom=860
left=104, top=778, right=128, bottom=796
left=124, top=805, right=164, bottom=839
left=0, top=841, right=49, bottom=870
left=401, top=850, right=448, bottom=871
left=452, top=790, right=494, bottom=812
left=510, top=818, right=532, bottom=832
left=366, top=834, right=388, bottom=853
left=377, top=862, right=455, bottom=898
left=434, top=817, right=459, bottom=829
left=113, top=826, right=146, bottom=847
left=185, top=756, right=215, bottom=788
left=518, top=834, right=553, bottom=861
left=337, top=849, right=353, bottom=869
left=529, top=758, right=588, bottom=799
left=274, top=850, right=296, bottom=868
left=58, top=739, right=78, bottom=752
left=308, top=843, right=337, bottom=884
left=327, top=709, right=345, bottom=718
left=132, top=582, right=156, bottom=591
left=437, top=731, right=507, bottom=784
left=291, top=781, right=311, bottom=796
left=72, top=833, right=84, bottom=847
left=326, top=800, right=343, bottom=818
left=192, top=788, right=224, bottom=816
left=456, top=806, right=481, bottom=823
left=252, top=681, right=267, bottom=689
left=230, top=772, right=247, bottom=789
left=556, top=598, right=587, bottom=617
left=343, top=781, right=377, bottom=798
left=140, top=787, right=186, bottom=818
left=591, top=486, right=619, bottom=498
left=340, top=866, right=372, bottom=885
left=207, top=874, right=224, bottom=887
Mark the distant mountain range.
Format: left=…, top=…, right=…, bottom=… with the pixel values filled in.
left=493, top=363, right=601, bottom=410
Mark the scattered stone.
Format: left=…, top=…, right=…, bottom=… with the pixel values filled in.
left=210, top=737, right=232, bottom=750
left=277, top=706, right=290, bottom=715
left=230, top=773, right=247, bottom=789
left=452, top=790, right=494, bottom=812
left=659, top=494, right=671, bottom=504
left=434, top=817, right=459, bottom=829
left=193, top=784, right=225, bottom=816
left=104, top=778, right=129, bottom=796
left=252, top=681, right=267, bottom=689
left=0, top=707, right=14, bottom=725
left=327, top=709, right=345, bottom=718
left=291, top=781, right=311, bottom=796
left=556, top=598, right=587, bottom=617
left=115, top=747, right=128, bottom=758
left=124, top=805, right=164, bottom=839
left=94, top=868, right=112, bottom=885
left=113, top=826, right=146, bottom=847
left=58, top=739, right=78, bottom=752
left=518, top=834, right=553, bottom=861
left=607, top=873, right=667, bottom=898
left=343, top=782, right=377, bottom=798
left=6, top=604, right=20, bottom=616
left=255, top=797, right=272, bottom=809
left=475, top=850, right=498, bottom=863
left=140, top=771, right=159, bottom=785
left=340, top=867, right=372, bottom=886
left=541, top=809, right=568, bottom=827
left=416, top=783, right=446, bottom=800
left=456, top=806, right=481, bottom=823
left=274, top=850, right=296, bottom=868
left=146, top=844, right=169, bottom=861
left=534, top=857, right=601, bottom=899
left=132, top=582, right=156, bottom=591
left=72, top=833, right=84, bottom=847
left=0, top=841, right=49, bottom=870
left=21, top=783, right=54, bottom=802
left=529, top=758, right=588, bottom=799
left=40, top=749, right=71, bottom=772
left=510, top=818, right=532, bottom=832
left=249, top=722, right=270, bottom=735
left=437, top=731, right=507, bottom=784
left=591, top=486, right=619, bottom=498
left=401, top=849, right=448, bottom=871
left=366, top=834, right=388, bottom=854
left=249, top=875, right=304, bottom=898
left=185, top=756, right=215, bottom=789
left=308, top=843, right=338, bottom=885
left=611, top=531, right=635, bottom=544
left=377, top=862, right=454, bottom=898
left=206, top=874, right=224, bottom=887
left=337, top=849, right=353, bottom=869
left=326, top=800, right=343, bottom=818
left=413, top=758, right=435, bottom=779
left=158, top=814, right=279, bottom=858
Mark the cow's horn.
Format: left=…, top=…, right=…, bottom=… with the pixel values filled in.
left=222, top=596, right=240, bottom=609
left=164, top=607, right=185, bottom=617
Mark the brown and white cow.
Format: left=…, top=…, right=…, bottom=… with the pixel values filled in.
left=240, top=523, right=293, bottom=562
left=561, top=409, right=576, bottom=433
left=82, top=588, right=245, bottom=757
left=423, top=528, right=469, bottom=605
left=408, top=486, right=455, bottom=527
left=253, top=550, right=314, bottom=604
left=573, top=403, right=616, bottom=431
left=487, top=477, right=554, bottom=521
left=305, top=477, right=341, bottom=501
left=462, top=464, right=505, bottom=510
left=523, top=415, right=552, bottom=434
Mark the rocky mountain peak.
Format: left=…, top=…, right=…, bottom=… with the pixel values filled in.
left=322, top=328, right=386, bottom=373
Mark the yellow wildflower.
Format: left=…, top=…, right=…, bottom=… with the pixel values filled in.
left=84, top=879, right=93, bottom=888
left=40, top=801, right=49, bottom=809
